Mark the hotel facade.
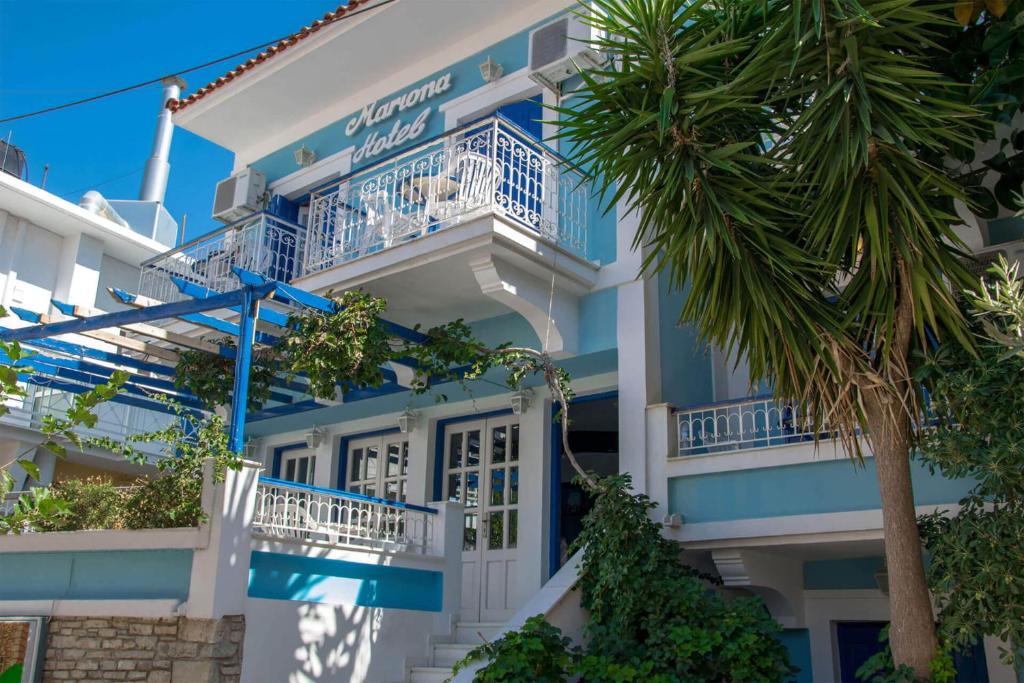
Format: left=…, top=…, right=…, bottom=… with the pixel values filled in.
left=2, top=1, right=1022, bottom=681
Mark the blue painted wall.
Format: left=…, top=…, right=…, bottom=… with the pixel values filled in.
left=248, top=550, right=442, bottom=612
left=803, top=556, right=885, bottom=590
left=578, top=287, right=617, bottom=354
left=667, top=458, right=974, bottom=523
left=0, top=549, right=192, bottom=601
left=658, top=272, right=714, bottom=409
left=779, top=629, right=814, bottom=683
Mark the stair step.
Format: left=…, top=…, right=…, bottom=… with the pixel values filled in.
left=410, top=666, right=452, bottom=683
left=432, top=642, right=476, bottom=667
left=454, top=622, right=505, bottom=645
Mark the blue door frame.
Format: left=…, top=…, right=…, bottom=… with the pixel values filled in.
left=549, top=390, right=618, bottom=578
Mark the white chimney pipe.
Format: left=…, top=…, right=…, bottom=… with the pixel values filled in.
left=139, top=75, right=186, bottom=203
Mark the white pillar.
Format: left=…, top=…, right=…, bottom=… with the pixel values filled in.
left=406, top=417, right=435, bottom=506
left=187, top=458, right=260, bottom=619
left=429, top=500, right=465, bottom=618
left=52, top=233, right=104, bottom=308
left=513, top=396, right=552, bottom=604
left=645, top=403, right=674, bottom=513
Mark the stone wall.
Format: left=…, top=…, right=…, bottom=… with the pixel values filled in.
left=42, top=615, right=244, bottom=683
left=1, top=620, right=30, bottom=672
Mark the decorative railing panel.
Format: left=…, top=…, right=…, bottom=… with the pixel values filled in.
left=304, top=116, right=589, bottom=275
left=676, top=397, right=838, bottom=457
left=138, top=213, right=305, bottom=302
left=1, top=385, right=172, bottom=458
left=252, top=477, right=435, bottom=554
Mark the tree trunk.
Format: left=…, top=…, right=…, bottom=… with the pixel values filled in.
left=859, top=259, right=938, bottom=678
left=862, top=395, right=937, bottom=678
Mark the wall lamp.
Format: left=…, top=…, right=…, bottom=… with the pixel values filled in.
left=305, top=427, right=325, bottom=449
left=397, top=408, right=419, bottom=434
left=509, top=389, right=534, bottom=416
left=479, top=56, right=504, bottom=83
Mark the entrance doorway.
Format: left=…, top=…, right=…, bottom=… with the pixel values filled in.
left=554, top=394, right=619, bottom=571
left=443, top=414, right=521, bottom=622
left=835, top=622, right=988, bottom=683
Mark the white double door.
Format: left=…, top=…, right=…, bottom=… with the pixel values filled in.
left=444, top=416, right=521, bottom=622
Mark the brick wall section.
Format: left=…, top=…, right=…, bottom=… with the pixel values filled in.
left=42, top=616, right=244, bottom=683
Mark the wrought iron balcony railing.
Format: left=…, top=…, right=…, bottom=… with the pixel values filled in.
left=303, top=115, right=589, bottom=274
left=676, top=396, right=839, bottom=457
left=252, top=476, right=436, bottom=553
left=138, top=116, right=590, bottom=301
left=138, top=212, right=305, bottom=303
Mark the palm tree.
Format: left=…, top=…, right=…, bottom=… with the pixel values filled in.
left=555, top=0, right=982, bottom=676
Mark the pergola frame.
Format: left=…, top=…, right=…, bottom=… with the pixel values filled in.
left=0, top=267, right=431, bottom=453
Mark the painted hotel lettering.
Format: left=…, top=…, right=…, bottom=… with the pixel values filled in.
left=348, top=72, right=453, bottom=164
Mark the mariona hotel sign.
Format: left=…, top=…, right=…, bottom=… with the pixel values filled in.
left=348, top=72, right=453, bottom=164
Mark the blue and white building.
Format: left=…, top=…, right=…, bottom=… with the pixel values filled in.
left=2, top=1, right=1023, bottom=681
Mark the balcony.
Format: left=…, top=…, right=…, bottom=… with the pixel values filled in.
left=304, top=115, right=588, bottom=274
left=675, top=397, right=837, bottom=457
left=138, top=115, right=598, bottom=353
left=138, top=212, right=305, bottom=304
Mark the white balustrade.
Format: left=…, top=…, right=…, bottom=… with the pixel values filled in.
left=304, top=116, right=589, bottom=274
left=252, top=477, right=436, bottom=554
left=138, top=213, right=305, bottom=303
left=676, top=397, right=837, bottom=457
left=1, top=384, right=172, bottom=458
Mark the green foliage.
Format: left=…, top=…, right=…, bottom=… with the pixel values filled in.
left=280, top=289, right=394, bottom=401
left=29, top=477, right=129, bottom=532
left=915, top=259, right=1024, bottom=667
left=573, top=475, right=794, bottom=683
left=455, top=476, right=794, bottom=683
left=448, top=615, right=577, bottom=683
left=174, top=340, right=275, bottom=411
left=555, top=0, right=984, bottom=437
left=856, top=626, right=957, bottom=683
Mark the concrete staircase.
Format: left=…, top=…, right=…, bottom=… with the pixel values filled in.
left=408, top=622, right=505, bottom=683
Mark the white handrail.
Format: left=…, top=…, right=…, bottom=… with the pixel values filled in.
left=676, top=397, right=837, bottom=457
left=252, top=477, right=435, bottom=554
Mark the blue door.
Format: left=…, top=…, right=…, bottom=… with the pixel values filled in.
left=836, top=622, right=989, bottom=683
left=836, top=622, right=887, bottom=682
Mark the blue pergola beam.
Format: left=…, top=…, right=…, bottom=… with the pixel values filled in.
left=18, top=372, right=201, bottom=420
left=0, top=328, right=175, bottom=377
left=232, top=267, right=431, bottom=344
left=1, top=285, right=275, bottom=344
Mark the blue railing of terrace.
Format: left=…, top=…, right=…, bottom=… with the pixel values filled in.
left=675, top=396, right=839, bottom=457
left=303, top=114, right=589, bottom=274
left=252, top=476, right=436, bottom=554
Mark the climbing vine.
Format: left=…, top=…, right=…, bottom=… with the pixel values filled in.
left=174, top=289, right=593, bottom=484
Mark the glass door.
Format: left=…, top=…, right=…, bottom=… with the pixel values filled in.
left=444, top=416, right=520, bottom=622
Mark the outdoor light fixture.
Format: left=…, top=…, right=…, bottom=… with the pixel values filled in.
left=479, top=56, right=504, bottom=83
left=397, top=408, right=419, bottom=434
left=874, top=566, right=890, bottom=595
left=305, top=427, right=325, bottom=449
left=294, top=145, right=317, bottom=168
left=509, top=388, right=534, bottom=416
left=243, top=437, right=262, bottom=460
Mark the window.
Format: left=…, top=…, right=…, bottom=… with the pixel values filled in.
left=346, top=434, right=409, bottom=501
left=280, top=449, right=316, bottom=485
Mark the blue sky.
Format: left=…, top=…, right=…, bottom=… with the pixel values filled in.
left=0, top=0, right=339, bottom=243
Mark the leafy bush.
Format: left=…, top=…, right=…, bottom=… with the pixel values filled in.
left=454, top=475, right=795, bottom=683
left=31, top=477, right=128, bottom=532
left=449, top=615, right=576, bottom=683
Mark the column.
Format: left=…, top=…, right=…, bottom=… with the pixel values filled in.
left=512, top=395, right=552, bottom=605
left=52, top=233, right=104, bottom=308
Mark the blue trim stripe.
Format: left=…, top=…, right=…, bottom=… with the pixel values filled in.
left=259, top=476, right=437, bottom=514
left=248, top=550, right=442, bottom=612
left=0, top=549, right=192, bottom=601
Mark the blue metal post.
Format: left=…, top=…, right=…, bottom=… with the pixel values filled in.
left=228, top=286, right=259, bottom=453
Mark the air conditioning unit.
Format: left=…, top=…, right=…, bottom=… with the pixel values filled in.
left=527, top=14, right=606, bottom=93
left=212, top=168, right=266, bottom=223
left=964, top=239, right=1024, bottom=280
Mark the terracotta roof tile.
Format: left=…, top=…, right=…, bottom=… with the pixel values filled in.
left=167, top=0, right=367, bottom=113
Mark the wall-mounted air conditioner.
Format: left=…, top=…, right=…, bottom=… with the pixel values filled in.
left=965, top=239, right=1024, bottom=279
left=212, top=168, right=267, bottom=223
left=527, top=14, right=606, bottom=94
